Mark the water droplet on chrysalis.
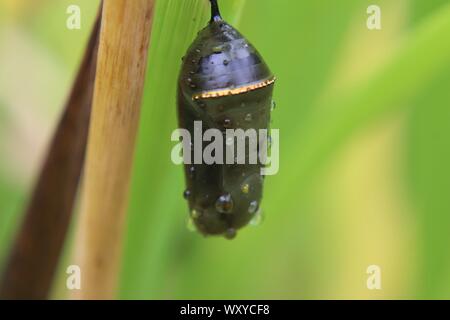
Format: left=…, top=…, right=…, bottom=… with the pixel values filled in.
left=223, top=118, right=232, bottom=128
left=224, top=228, right=237, bottom=240
left=198, top=101, right=206, bottom=109
left=250, top=209, right=263, bottom=226
left=215, top=193, right=234, bottom=214
left=212, top=46, right=223, bottom=53
left=189, top=166, right=195, bottom=178
left=248, top=200, right=259, bottom=214
left=271, top=100, right=277, bottom=111
left=186, top=216, right=197, bottom=232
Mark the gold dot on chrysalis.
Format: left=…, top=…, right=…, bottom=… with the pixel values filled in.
left=191, top=209, right=201, bottom=219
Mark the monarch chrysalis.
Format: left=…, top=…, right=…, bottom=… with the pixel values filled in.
left=177, top=0, right=275, bottom=239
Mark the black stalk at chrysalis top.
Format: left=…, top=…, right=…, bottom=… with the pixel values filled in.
left=209, top=0, right=222, bottom=22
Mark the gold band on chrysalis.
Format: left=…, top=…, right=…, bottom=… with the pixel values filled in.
left=192, top=76, right=276, bottom=100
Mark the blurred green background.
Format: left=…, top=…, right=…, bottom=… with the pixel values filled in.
left=1, top=0, right=450, bottom=299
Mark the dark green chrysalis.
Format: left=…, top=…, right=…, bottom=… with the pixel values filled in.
left=177, top=0, right=275, bottom=239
